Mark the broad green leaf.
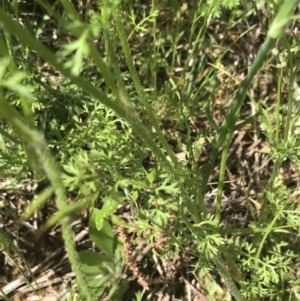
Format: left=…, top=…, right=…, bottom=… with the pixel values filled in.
left=79, top=251, right=109, bottom=276
left=108, top=279, right=131, bottom=301
left=146, top=167, right=157, bottom=185
left=89, top=208, right=123, bottom=258
left=78, top=251, right=110, bottom=296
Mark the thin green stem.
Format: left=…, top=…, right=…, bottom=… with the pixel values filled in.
left=0, top=95, right=96, bottom=301
left=199, top=37, right=274, bottom=197
left=275, top=68, right=283, bottom=146
left=215, top=130, right=232, bottom=225
left=283, top=33, right=296, bottom=145
left=213, top=41, right=270, bottom=297
left=213, top=255, right=247, bottom=301
left=112, top=8, right=180, bottom=169
left=255, top=210, right=281, bottom=262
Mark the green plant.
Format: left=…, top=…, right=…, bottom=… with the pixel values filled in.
left=200, top=0, right=242, bottom=18
left=78, top=210, right=127, bottom=299
left=1, top=0, right=300, bottom=300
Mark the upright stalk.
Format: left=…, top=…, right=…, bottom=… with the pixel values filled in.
left=112, top=7, right=180, bottom=168
left=0, top=95, right=96, bottom=301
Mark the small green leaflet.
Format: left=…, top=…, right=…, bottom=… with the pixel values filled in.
left=95, top=197, right=122, bottom=231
